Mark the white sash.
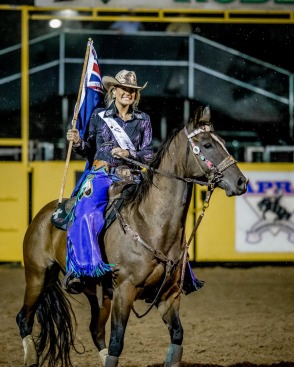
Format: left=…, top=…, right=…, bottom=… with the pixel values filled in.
left=98, top=111, right=135, bottom=151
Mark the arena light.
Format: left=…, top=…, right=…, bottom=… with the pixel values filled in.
left=49, top=19, right=62, bottom=28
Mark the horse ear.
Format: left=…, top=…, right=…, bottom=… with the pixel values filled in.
left=202, top=106, right=211, bottom=123
left=190, top=106, right=202, bottom=127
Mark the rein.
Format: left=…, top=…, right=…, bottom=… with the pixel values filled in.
left=118, top=125, right=237, bottom=187
left=118, top=155, right=210, bottom=186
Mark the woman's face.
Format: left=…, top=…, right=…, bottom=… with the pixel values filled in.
left=114, top=86, right=136, bottom=108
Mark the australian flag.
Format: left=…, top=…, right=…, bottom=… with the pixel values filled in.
left=74, top=40, right=103, bottom=140
left=71, top=40, right=103, bottom=197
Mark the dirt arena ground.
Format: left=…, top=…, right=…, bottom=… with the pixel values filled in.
left=0, top=263, right=293, bottom=367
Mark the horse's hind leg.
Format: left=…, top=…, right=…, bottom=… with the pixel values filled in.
left=17, top=301, right=38, bottom=367
left=158, top=290, right=183, bottom=367
left=16, top=266, right=45, bottom=366
left=16, top=262, right=59, bottom=367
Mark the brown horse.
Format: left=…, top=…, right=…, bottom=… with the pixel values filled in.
left=16, top=106, right=247, bottom=367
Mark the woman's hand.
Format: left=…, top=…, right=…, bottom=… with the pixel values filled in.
left=66, top=129, right=80, bottom=144
left=111, top=147, right=130, bottom=158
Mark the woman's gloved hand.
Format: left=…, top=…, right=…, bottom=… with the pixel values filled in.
left=111, top=147, right=130, bottom=158
left=66, top=129, right=80, bottom=144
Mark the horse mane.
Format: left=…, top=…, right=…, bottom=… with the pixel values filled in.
left=124, top=125, right=183, bottom=206
left=124, top=106, right=210, bottom=206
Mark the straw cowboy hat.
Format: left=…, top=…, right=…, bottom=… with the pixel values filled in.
left=102, top=70, right=148, bottom=91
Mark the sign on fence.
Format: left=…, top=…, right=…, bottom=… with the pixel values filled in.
left=236, top=171, right=294, bottom=253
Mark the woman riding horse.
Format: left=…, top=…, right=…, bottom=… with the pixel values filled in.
left=63, top=69, right=201, bottom=296
left=16, top=105, right=248, bottom=367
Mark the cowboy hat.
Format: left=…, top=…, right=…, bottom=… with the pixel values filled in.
left=102, top=69, right=148, bottom=91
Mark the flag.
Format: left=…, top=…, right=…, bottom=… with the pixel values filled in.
left=71, top=40, right=103, bottom=197
left=74, top=40, right=103, bottom=140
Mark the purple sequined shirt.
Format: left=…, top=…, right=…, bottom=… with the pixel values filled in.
left=73, top=102, right=154, bottom=166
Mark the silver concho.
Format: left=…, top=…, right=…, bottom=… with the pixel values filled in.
left=193, top=146, right=200, bottom=155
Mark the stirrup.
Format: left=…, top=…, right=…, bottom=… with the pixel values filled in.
left=61, top=272, right=85, bottom=294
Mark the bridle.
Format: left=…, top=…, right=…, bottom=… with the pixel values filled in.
left=184, top=124, right=237, bottom=186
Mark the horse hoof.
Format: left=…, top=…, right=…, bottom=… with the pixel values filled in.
left=99, top=348, right=108, bottom=366
left=165, top=343, right=183, bottom=367
left=105, top=355, right=119, bottom=367
left=23, top=335, right=38, bottom=367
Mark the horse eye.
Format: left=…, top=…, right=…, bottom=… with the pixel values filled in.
left=204, top=143, right=212, bottom=149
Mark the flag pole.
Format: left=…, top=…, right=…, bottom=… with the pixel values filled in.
left=58, top=38, right=92, bottom=204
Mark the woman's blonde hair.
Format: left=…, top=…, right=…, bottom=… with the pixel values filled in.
left=104, top=86, right=141, bottom=111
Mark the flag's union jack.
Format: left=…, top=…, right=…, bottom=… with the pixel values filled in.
left=86, top=45, right=103, bottom=94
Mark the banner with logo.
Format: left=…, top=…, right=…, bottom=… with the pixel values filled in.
left=34, top=0, right=294, bottom=11
left=236, top=171, right=294, bottom=253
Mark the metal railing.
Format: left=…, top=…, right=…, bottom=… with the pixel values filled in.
left=0, top=29, right=293, bottom=161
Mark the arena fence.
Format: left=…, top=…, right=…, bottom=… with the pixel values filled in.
left=1, top=162, right=294, bottom=264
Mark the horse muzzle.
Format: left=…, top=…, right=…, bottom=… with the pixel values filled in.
left=218, top=175, right=248, bottom=197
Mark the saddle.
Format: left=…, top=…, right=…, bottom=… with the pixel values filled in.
left=51, top=176, right=137, bottom=231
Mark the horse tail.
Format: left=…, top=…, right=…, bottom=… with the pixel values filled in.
left=35, top=279, right=83, bottom=367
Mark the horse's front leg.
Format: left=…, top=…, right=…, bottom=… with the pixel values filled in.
left=85, top=289, right=111, bottom=366
left=105, top=280, right=136, bottom=367
left=158, top=288, right=183, bottom=367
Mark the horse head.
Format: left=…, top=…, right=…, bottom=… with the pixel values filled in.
left=183, top=106, right=248, bottom=196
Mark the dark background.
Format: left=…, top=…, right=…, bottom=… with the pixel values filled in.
left=1, top=1, right=294, bottom=161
